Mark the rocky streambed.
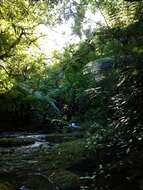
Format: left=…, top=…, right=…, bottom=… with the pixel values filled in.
left=0, top=132, right=83, bottom=190
left=0, top=133, right=53, bottom=189
left=1, top=131, right=143, bottom=190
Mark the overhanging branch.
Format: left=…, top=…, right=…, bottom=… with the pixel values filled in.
left=0, top=29, right=24, bottom=60
left=0, top=64, right=9, bottom=75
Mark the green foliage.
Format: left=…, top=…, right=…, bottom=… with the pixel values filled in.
left=0, top=0, right=143, bottom=134
left=0, top=0, right=55, bottom=93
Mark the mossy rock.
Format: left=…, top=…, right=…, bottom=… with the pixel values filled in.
left=46, top=133, right=77, bottom=143
left=49, top=170, right=80, bottom=190
left=0, top=181, right=14, bottom=190
left=19, top=174, right=55, bottom=190
left=44, top=138, right=97, bottom=171
left=45, top=139, right=85, bottom=168
left=0, top=137, right=35, bottom=147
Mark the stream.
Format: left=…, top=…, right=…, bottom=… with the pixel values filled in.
left=0, top=132, right=59, bottom=190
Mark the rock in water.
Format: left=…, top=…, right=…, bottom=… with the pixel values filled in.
left=68, top=123, right=80, bottom=129
left=19, top=185, right=30, bottom=190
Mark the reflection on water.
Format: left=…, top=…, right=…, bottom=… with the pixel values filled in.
left=0, top=132, right=48, bottom=142
left=0, top=132, right=55, bottom=150
left=19, top=186, right=30, bottom=190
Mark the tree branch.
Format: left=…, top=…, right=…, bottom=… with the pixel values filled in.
left=0, top=64, right=9, bottom=75
left=0, top=29, right=24, bottom=60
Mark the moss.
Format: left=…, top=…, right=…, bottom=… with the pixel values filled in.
left=49, top=170, right=80, bottom=190
left=46, top=133, right=78, bottom=143
left=44, top=138, right=97, bottom=171
left=41, top=138, right=99, bottom=189
left=0, top=181, right=14, bottom=190
left=0, top=137, right=35, bottom=147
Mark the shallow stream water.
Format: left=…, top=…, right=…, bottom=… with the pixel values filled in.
left=0, top=132, right=58, bottom=190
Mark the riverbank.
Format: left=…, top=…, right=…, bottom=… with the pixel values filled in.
left=1, top=130, right=143, bottom=190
